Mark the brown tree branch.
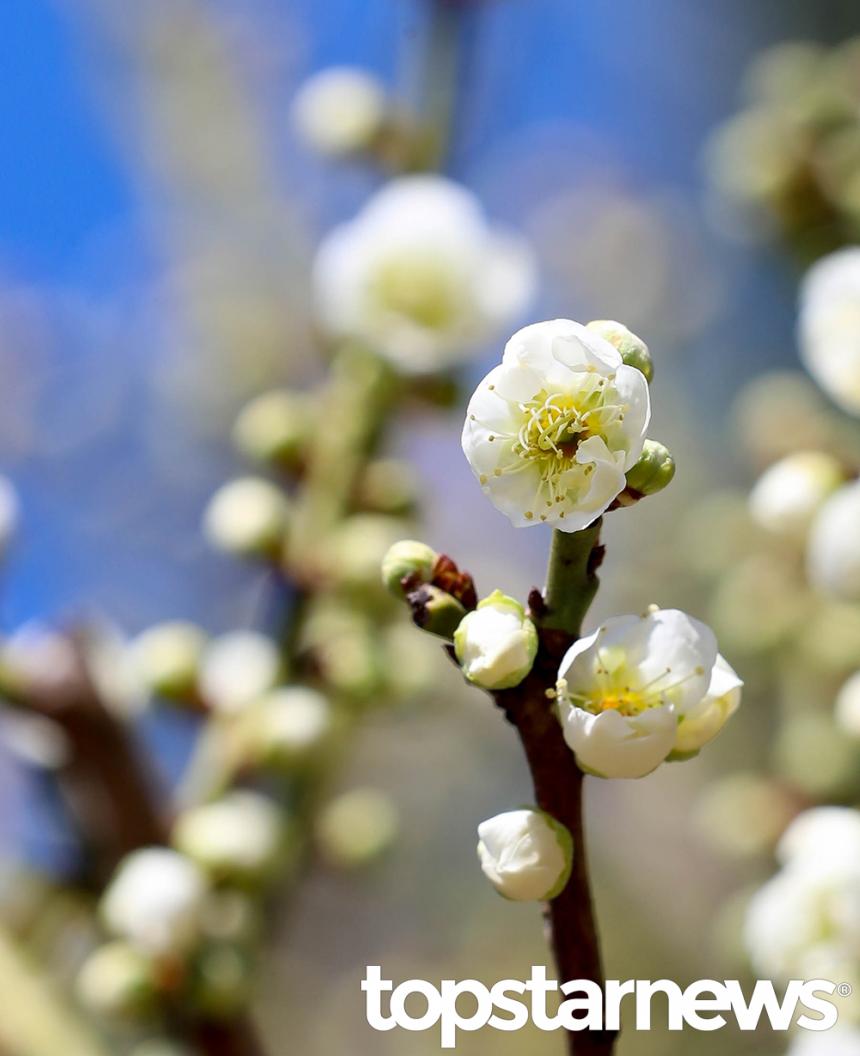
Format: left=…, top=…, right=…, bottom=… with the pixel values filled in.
left=494, top=522, right=616, bottom=1056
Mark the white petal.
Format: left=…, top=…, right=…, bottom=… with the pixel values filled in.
left=560, top=704, right=677, bottom=779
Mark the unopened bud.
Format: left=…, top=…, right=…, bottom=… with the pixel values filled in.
left=291, top=67, right=387, bottom=158
left=172, top=792, right=285, bottom=886
left=232, top=390, right=312, bottom=470
left=316, top=788, right=398, bottom=869
left=358, top=459, right=418, bottom=516
left=131, top=622, right=207, bottom=701
left=624, top=439, right=676, bottom=497
left=189, top=944, right=253, bottom=1017
left=246, top=686, right=333, bottom=769
left=587, top=319, right=653, bottom=383
left=381, top=539, right=438, bottom=596
left=454, top=590, right=537, bottom=690
left=477, top=809, right=573, bottom=901
left=408, top=584, right=466, bottom=640
left=76, top=942, right=155, bottom=1019
left=203, top=477, right=290, bottom=559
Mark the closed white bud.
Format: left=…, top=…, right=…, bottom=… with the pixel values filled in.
left=199, top=631, right=281, bottom=714
left=102, top=849, right=208, bottom=958
left=247, top=686, right=333, bottom=768
left=749, top=451, right=843, bottom=538
left=477, top=809, right=572, bottom=901
left=799, top=248, right=860, bottom=416
left=203, top=477, right=289, bottom=558
left=131, top=621, right=207, bottom=700
left=173, top=791, right=284, bottom=885
left=453, top=590, right=537, bottom=690
left=292, top=67, right=387, bottom=157
left=808, top=480, right=860, bottom=600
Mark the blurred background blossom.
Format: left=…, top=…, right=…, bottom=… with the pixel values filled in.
left=4, top=2, right=860, bottom=1055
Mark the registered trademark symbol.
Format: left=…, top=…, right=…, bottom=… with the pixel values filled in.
left=838, top=983, right=853, bottom=998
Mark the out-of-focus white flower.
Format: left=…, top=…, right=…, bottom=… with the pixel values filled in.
left=316, top=788, right=398, bottom=869
left=671, top=654, right=743, bottom=757
left=0, top=476, right=19, bottom=556
left=749, top=451, right=844, bottom=538
left=203, top=477, right=289, bottom=558
left=776, top=806, right=860, bottom=871
left=808, top=481, right=860, bottom=600
left=173, top=791, right=284, bottom=884
left=131, top=622, right=208, bottom=700
left=836, top=672, right=860, bottom=737
left=787, top=1028, right=860, bottom=1056
left=453, top=590, right=537, bottom=690
left=199, top=632, right=281, bottom=714
left=477, top=809, right=572, bottom=902
left=746, top=808, right=860, bottom=984
left=462, top=319, right=650, bottom=531
left=102, top=849, right=208, bottom=959
left=799, top=248, right=860, bottom=415
left=291, top=67, right=386, bottom=157
left=557, top=608, right=738, bottom=779
left=0, top=622, right=79, bottom=696
left=249, top=686, right=333, bottom=767
left=314, top=176, right=536, bottom=372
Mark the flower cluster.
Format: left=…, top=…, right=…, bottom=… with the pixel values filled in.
left=745, top=807, right=860, bottom=1021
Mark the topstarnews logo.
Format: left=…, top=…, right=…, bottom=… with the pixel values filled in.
left=362, top=965, right=851, bottom=1048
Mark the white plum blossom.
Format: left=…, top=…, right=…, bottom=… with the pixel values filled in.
left=173, top=791, right=284, bottom=883
left=836, top=672, right=860, bottom=737
left=748, top=451, right=843, bottom=538
left=799, top=248, right=860, bottom=415
left=807, top=481, right=860, bottom=601
left=131, top=621, right=208, bottom=699
left=672, top=654, right=743, bottom=758
left=291, top=67, right=386, bottom=157
left=313, top=176, right=536, bottom=372
left=199, top=631, right=281, bottom=714
left=102, top=849, right=208, bottom=958
left=453, top=590, right=538, bottom=690
left=462, top=319, right=650, bottom=532
left=477, top=809, right=572, bottom=902
left=556, top=608, right=739, bottom=779
left=745, top=808, right=860, bottom=985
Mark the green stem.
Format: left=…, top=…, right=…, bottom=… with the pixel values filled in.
left=540, top=522, right=603, bottom=636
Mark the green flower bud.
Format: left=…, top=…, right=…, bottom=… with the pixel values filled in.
left=131, top=621, right=208, bottom=701
left=189, top=944, right=253, bottom=1018
left=381, top=539, right=438, bottom=596
left=76, top=942, right=155, bottom=1019
left=358, top=459, right=418, bottom=516
left=587, top=319, right=653, bottom=383
left=624, top=439, right=676, bottom=497
left=331, top=516, right=408, bottom=592
left=454, top=590, right=537, bottom=690
left=232, top=389, right=312, bottom=469
left=316, top=788, right=398, bottom=869
left=408, top=584, right=466, bottom=640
